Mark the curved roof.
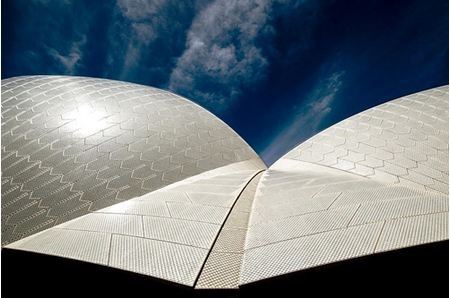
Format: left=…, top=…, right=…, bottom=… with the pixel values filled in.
left=1, top=75, right=263, bottom=245
left=7, top=159, right=264, bottom=286
left=3, top=78, right=448, bottom=290
left=241, top=85, right=448, bottom=284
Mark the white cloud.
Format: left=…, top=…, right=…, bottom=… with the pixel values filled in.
left=112, top=0, right=198, bottom=80
left=131, top=23, right=156, bottom=44
left=168, top=0, right=273, bottom=108
left=48, top=35, right=86, bottom=74
left=111, top=0, right=169, bottom=79
left=306, top=71, right=343, bottom=114
left=261, top=70, right=345, bottom=165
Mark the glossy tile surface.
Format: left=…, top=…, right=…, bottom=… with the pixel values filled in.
left=1, top=76, right=261, bottom=245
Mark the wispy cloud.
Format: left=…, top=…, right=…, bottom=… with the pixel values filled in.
left=261, top=70, right=345, bottom=165
left=47, top=35, right=86, bottom=74
left=168, top=0, right=273, bottom=110
left=113, top=0, right=166, bottom=79
left=107, top=0, right=198, bottom=82
left=116, top=0, right=164, bottom=45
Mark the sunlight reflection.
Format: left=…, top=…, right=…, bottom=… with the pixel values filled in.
left=72, top=104, right=108, bottom=136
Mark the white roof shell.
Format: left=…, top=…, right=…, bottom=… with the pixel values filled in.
left=2, top=77, right=448, bottom=289
left=1, top=76, right=263, bottom=246
left=241, top=85, right=448, bottom=284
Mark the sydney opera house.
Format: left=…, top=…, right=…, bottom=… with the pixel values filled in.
left=1, top=76, right=448, bottom=296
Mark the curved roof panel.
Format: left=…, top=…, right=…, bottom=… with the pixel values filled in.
left=1, top=75, right=263, bottom=245
left=3, top=77, right=447, bottom=291
left=241, top=85, right=449, bottom=284
left=7, top=159, right=264, bottom=286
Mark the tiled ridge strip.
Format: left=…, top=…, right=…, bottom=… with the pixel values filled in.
left=192, top=169, right=265, bottom=288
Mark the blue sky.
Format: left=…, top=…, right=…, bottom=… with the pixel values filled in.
left=3, top=0, right=448, bottom=165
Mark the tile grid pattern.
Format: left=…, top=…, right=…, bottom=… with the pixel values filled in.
left=6, top=160, right=265, bottom=286
left=1, top=75, right=260, bottom=245
left=285, top=85, right=448, bottom=194
left=195, top=172, right=263, bottom=289
left=241, top=86, right=449, bottom=285
left=3, top=78, right=448, bottom=289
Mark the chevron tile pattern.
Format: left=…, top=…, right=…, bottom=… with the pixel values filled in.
left=241, top=86, right=449, bottom=284
left=1, top=76, right=260, bottom=245
left=6, top=160, right=265, bottom=286
left=2, top=77, right=448, bottom=290
left=285, top=85, right=449, bottom=193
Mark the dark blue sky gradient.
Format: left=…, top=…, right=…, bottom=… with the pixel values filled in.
left=3, top=0, right=448, bottom=165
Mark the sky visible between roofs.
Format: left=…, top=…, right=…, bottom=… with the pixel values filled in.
left=2, top=0, right=448, bottom=165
